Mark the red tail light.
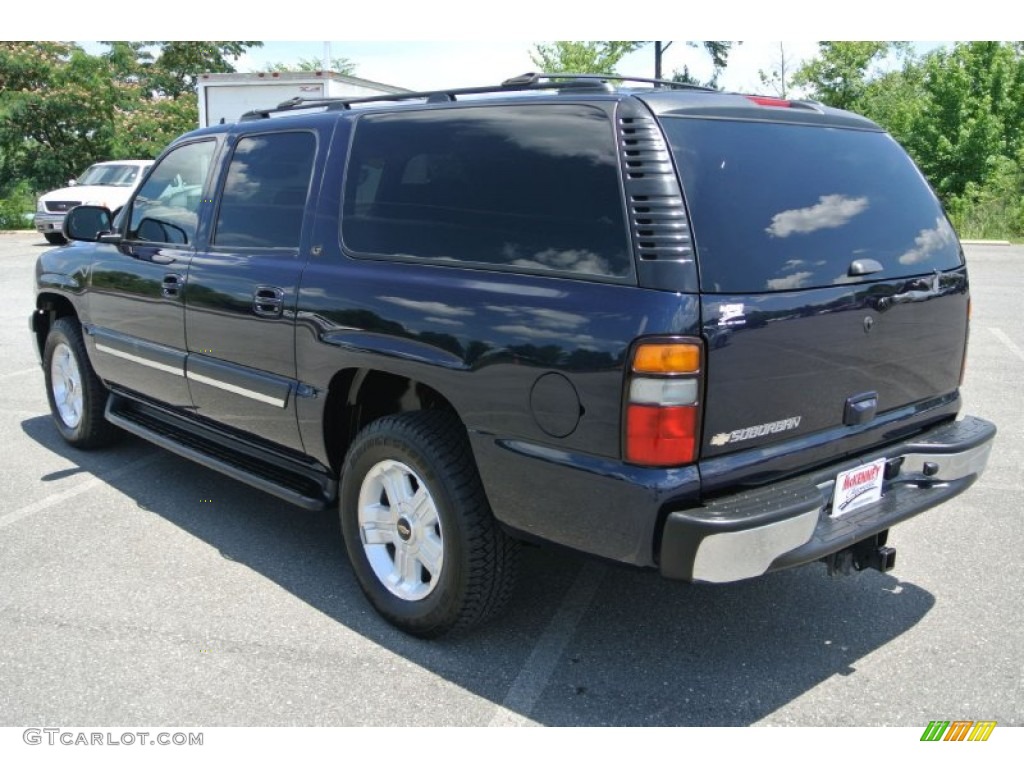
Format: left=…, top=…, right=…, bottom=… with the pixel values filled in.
left=624, top=339, right=703, bottom=467
left=626, top=404, right=698, bottom=466
left=960, top=297, right=971, bottom=386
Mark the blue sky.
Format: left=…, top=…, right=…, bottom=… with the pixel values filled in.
left=234, top=41, right=825, bottom=94
left=74, top=40, right=950, bottom=97
left=42, top=0, right=991, bottom=95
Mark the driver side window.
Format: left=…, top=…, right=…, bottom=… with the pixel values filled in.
left=128, top=140, right=215, bottom=245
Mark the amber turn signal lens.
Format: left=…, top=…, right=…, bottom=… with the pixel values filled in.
left=632, top=343, right=701, bottom=374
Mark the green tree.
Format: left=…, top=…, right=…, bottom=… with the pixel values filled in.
left=798, top=40, right=1024, bottom=238
left=855, top=62, right=927, bottom=146
left=529, top=40, right=734, bottom=86
left=0, top=41, right=263, bottom=195
left=909, top=41, right=1023, bottom=198
left=529, top=41, right=645, bottom=74
left=262, top=56, right=357, bottom=76
left=0, top=42, right=120, bottom=191
left=98, top=41, right=200, bottom=158
left=946, top=148, right=1024, bottom=238
left=793, top=41, right=902, bottom=111
left=145, top=41, right=263, bottom=98
left=112, top=97, right=199, bottom=160
left=758, top=42, right=798, bottom=98
left=652, top=41, right=733, bottom=82
left=667, top=41, right=735, bottom=88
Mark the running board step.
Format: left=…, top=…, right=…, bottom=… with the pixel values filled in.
left=105, top=392, right=334, bottom=511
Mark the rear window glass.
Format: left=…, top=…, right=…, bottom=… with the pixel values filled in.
left=342, top=105, right=632, bottom=280
left=662, top=118, right=963, bottom=293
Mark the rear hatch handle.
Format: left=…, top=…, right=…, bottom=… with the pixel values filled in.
left=875, top=270, right=942, bottom=311
left=848, top=258, right=884, bottom=276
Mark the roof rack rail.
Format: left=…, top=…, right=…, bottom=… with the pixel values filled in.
left=500, top=72, right=715, bottom=91
left=239, top=71, right=715, bottom=121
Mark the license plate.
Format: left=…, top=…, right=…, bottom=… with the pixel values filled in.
left=832, top=458, right=886, bottom=517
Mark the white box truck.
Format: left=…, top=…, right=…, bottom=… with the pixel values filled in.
left=197, top=71, right=408, bottom=127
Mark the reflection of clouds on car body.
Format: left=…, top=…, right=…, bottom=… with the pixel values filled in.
left=462, top=109, right=618, bottom=165
left=766, top=194, right=869, bottom=238
left=899, top=216, right=957, bottom=265
left=510, top=247, right=614, bottom=277
left=766, top=271, right=814, bottom=291
left=484, top=305, right=590, bottom=331
left=525, top=308, right=589, bottom=329
left=492, top=323, right=598, bottom=347
left=378, top=296, right=475, bottom=317
left=223, top=166, right=259, bottom=200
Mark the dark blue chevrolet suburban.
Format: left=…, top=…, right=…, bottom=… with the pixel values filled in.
left=31, top=74, right=996, bottom=636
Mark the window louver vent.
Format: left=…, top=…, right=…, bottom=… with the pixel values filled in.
left=618, top=114, right=692, bottom=262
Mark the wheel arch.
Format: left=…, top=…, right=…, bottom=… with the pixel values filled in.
left=322, top=367, right=462, bottom=477
left=33, top=292, right=78, bottom=360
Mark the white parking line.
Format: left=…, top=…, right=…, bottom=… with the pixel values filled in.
left=989, top=328, right=1024, bottom=363
left=0, top=367, right=40, bottom=380
left=488, top=561, right=606, bottom=726
left=0, top=452, right=164, bottom=530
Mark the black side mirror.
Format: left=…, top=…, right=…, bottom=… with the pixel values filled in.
left=64, top=205, right=115, bottom=242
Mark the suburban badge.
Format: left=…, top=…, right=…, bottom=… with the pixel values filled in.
left=711, top=416, right=803, bottom=446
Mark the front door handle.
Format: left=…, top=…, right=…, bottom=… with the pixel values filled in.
left=253, top=286, right=285, bottom=317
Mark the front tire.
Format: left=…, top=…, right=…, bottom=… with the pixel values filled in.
left=340, top=411, right=519, bottom=637
left=43, top=317, right=117, bottom=448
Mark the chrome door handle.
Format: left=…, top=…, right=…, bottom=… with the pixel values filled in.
left=253, top=286, right=284, bottom=317
left=162, top=273, right=184, bottom=298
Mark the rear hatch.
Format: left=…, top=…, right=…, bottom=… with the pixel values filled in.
left=657, top=113, right=967, bottom=484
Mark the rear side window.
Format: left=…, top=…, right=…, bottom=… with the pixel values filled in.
left=214, top=132, right=316, bottom=249
left=342, top=105, right=632, bottom=280
left=662, top=118, right=963, bottom=293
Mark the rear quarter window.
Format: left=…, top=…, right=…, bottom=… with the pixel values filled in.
left=661, top=118, right=963, bottom=293
left=341, top=104, right=633, bottom=281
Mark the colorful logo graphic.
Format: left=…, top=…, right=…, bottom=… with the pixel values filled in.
left=920, top=720, right=997, bottom=742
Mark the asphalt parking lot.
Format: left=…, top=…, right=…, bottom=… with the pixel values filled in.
left=0, top=231, right=1020, bottom=727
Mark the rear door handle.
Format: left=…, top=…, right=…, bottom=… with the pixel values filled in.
left=253, top=286, right=285, bottom=317
left=162, top=273, right=184, bottom=298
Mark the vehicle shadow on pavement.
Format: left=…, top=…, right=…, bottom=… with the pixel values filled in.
left=21, top=415, right=936, bottom=726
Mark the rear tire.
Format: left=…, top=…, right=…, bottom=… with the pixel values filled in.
left=44, top=232, right=67, bottom=245
left=340, top=411, right=519, bottom=637
left=43, top=317, right=117, bottom=448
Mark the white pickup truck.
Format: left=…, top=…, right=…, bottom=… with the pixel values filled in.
left=35, top=160, right=153, bottom=244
